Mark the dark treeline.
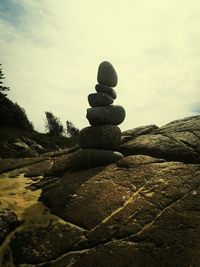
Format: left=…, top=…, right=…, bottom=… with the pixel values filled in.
left=0, top=93, right=34, bottom=131
left=0, top=64, right=79, bottom=145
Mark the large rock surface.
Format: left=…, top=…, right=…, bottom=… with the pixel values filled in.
left=0, top=115, right=200, bottom=267
left=120, top=116, right=200, bottom=163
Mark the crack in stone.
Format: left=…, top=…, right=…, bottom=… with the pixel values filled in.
left=161, top=133, right=188, bottom=147
left=77, top=184, right=200, bottom=251
left=125, top=211, right=139, bottom=222
left=64, top=221, right=88, bottom=232
left=89, top=177, right=154, bottom=233
left=139, top=192, right=160, bottom=207
left=128, top=186, right=199, bottom=239
left=109, top=178, right=136, bottom=192
left=191, top=130, right=200, bottom=139
left=3, top=142, right=200, bottom=266
left=87, top=164, right=185, bottom=234
left=15, top=239, right=138, bottom=266
left=82, top=168, right=200, bottom=245
left=162, top=132, right=200, bottom=156
left=179, top=139, right=200, bottom=155
left=14, top=183, right=200, bottom=266
left=15, top=248, right=90, bottom=266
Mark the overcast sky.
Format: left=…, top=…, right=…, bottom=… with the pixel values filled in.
left=0, top=0, right=200, bottom=132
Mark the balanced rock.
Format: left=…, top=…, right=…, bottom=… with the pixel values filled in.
left=97, top=61, right=118, bottom=87
left=78, top=125, right=121, bottom=149
left=95, top=84, right=117, bottom=99
left=88, top=93, right=113, bottom=107
left=71, top=61, right=125, bottom=170
left=87, top=105, right=126, bottom=126
left=70, top=149, right=124, bottom=170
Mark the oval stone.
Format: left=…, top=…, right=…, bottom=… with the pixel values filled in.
left=95, top=84, right=117, bottom=99
left=70, top=149, right=124, bottom=170
left=97, top=61, right=118, bottom=87
left=88, top=93, right=113, bottom=107
left=86, top=105, right=126, bottom=126
left=78, top=125, right=121, bottom=149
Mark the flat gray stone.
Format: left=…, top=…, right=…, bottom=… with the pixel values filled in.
left=120, top=132, right=200, bottom=163
left=86, top=105, right=126, bottom=126
left=97, top=61, right=118, bottom=87
left=70, top=149, right=124, bottom=170
left=78, top=125, right=121, bottom=149
left=88, top=93, right=113, bottom=107
left=95, top=84, right=117, bottom=99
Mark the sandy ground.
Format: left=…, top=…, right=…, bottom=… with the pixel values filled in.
left=0, top=173, right=67, bottom=267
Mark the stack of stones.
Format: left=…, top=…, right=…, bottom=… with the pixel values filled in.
left=71, top=61, right=125, bottom=170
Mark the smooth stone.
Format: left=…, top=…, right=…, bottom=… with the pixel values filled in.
left=88, top=93, right=113, bottom=107
left=97, top=61, right=118, bottom=87
left=86, top=105, right=126, bottom=126
left=70, top=149, right=124, bottom=170
left=78, top=125, right=121, bottom=149
left=95, top=84, right=117, bottom=99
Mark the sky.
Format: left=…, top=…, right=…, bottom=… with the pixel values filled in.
left=0, top=0, right=200, bottom=132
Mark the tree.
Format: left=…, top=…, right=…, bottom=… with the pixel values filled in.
left=66, top=120, right=79, bottom=141
left=0, top=93, right=34, bottom=131
left=12, top=102, right=34, bottom=131
left=45, top=111, right=64, bottom=136
left=0, top=64, right=10, bottom=96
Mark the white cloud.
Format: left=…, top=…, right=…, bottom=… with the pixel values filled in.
left=0, top=0, right=200, bottom=132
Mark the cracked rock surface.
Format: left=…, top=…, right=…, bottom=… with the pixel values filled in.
left=120, top=115, right=200, bottom=163
left=0, top=115, right=200, bottom=267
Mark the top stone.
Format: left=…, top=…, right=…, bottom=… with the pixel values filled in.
left=97, top=61, right=118, bottom=87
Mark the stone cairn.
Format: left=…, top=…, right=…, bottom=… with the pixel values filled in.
left=71, top=61, right=125, bottom=170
